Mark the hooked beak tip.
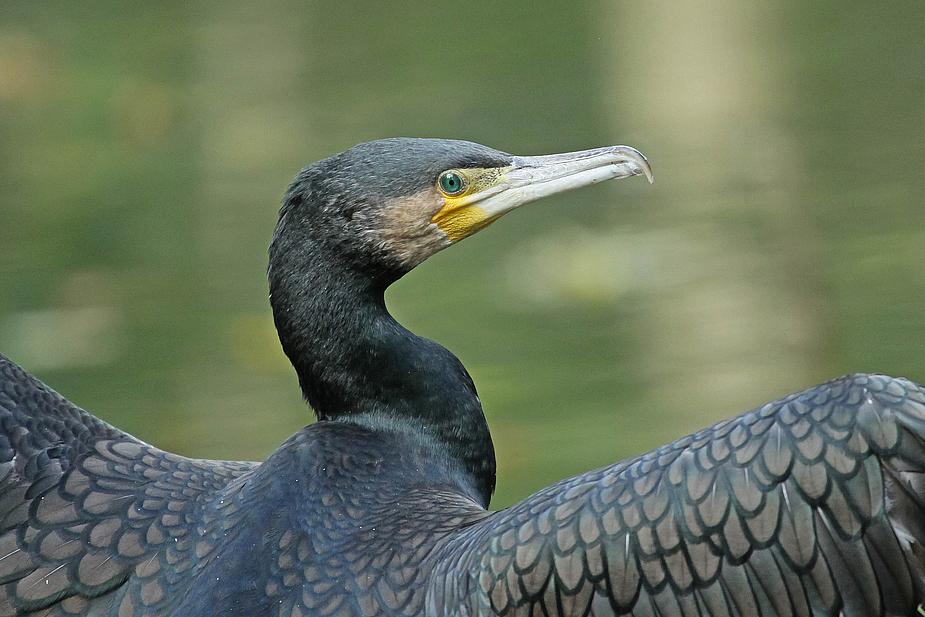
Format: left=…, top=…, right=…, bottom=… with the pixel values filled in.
left=617, top=146, right=653, bottom=184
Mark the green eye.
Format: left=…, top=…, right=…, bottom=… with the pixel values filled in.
left=438, top=171, right=466, bottom=195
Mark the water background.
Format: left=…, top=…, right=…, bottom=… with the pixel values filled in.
left=1, top=1, right=924, bottom=507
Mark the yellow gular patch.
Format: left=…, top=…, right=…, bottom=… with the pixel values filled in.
left=431, top=199, right=502, bottom=243
left=430, top=166, right=511, bottom=242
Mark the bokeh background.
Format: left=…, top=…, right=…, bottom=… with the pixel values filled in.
left=1, top=1, right=924, bottom=508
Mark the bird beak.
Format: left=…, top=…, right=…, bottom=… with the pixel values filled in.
left=432, top=145, right=652, bottom=243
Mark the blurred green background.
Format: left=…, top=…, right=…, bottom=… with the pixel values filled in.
left=1, top=1, right=924, bottom=508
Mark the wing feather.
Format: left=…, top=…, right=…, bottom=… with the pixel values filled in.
left=434, top=374, right=925, bottom=616
left=0, top=354, right=256, bottom=615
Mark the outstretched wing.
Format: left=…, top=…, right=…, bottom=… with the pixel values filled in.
left=0, top=354, right=257, bottom=616
left=432, top=374, right=925, bottom=616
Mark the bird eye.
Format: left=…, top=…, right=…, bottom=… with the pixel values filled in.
left=438, top=171, right=467, bottom=196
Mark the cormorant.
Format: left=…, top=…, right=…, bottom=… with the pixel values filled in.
left=1, top=138, right=924, bottom=616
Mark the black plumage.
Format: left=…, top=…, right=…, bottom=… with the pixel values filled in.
left=1, top=138, right=924, bottom=616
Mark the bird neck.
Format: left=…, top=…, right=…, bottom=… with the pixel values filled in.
left=268, top=233, right=496, bottom=506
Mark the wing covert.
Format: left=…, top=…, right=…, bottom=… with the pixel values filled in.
left=431, top=374, right=925, bottom=616
left=0, top=354, right=257, bottom=616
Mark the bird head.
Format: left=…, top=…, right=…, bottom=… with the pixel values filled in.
left=278, top=138, right=652, bottom=282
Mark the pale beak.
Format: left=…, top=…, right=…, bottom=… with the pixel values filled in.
left=464, top=145, right=652, bottom=218
left=432, top=145, right=652, bottom=243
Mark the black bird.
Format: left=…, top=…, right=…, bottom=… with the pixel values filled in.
left=1, top=138, right=924, bottom=617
